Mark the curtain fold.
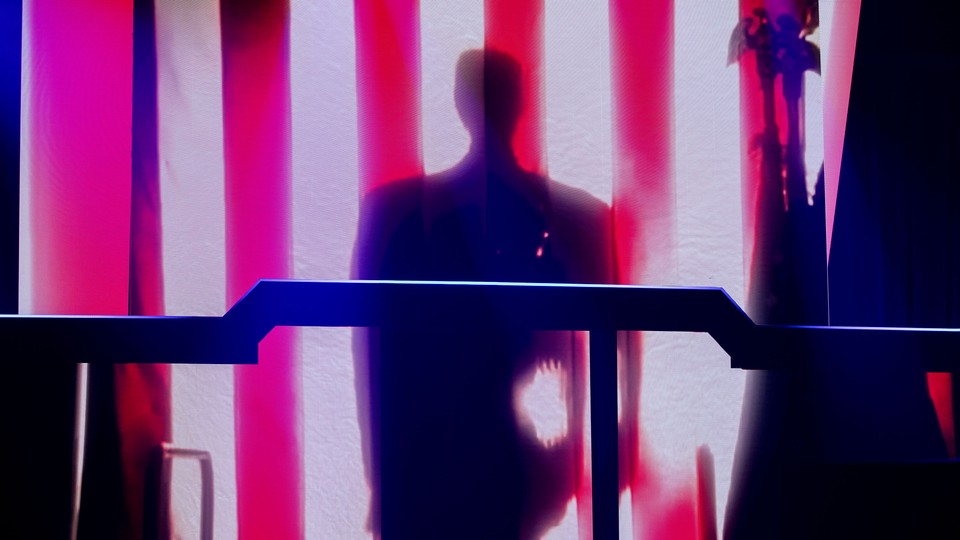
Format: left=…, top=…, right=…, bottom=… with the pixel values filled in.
left=115, top=0, right=172, bottom=536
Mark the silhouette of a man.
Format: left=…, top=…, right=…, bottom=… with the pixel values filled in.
left=353, top=49, right=613, bottom=539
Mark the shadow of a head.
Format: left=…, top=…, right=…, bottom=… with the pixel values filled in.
left=455, top=48, right=523, bottom=145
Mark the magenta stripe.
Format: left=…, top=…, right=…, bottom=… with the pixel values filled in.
left=30, top=0, right=133, bottom=316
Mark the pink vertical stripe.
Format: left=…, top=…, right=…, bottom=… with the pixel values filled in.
left=355, top=0, right=423, bottom=193
left=221, top=1, right=301, bottom=538
left=29, top=0, right=132, bottom=316
left=485, top=0, right=545, bottom=174
left=609, top=0, right=682, bottom=538
left=29, top=2, right=133, bottom=537
left=609, top=0, right=676, bottom=286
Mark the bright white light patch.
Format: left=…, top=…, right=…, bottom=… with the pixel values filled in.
left=516, top=359, right=569, bottom=446
left=540, top=498, right=579, bottom=540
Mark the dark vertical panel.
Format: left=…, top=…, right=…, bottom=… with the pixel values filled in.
left=129, top=0, right=162, bottom=318
left=590, top=329, right=618, bottom=540
left=0, top=0, right=19, bottom=313
left=77, top=365, right=125, bottom=539
left=828, top=0, right=956, bottom=456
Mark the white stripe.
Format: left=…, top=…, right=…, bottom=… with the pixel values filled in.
left=804, top=18, right=825, bottom=206
left=290, top=1, right=367, bottom=538
left=544, top=0, right=612, bottom=204
left=18, top=0, right=31, bottom=316
left=155, top=0, right=234, bottom=538
left=420, top=0, right=484, bottom=175
left=805, top=72, right=824, bottom=203
left=543, top=3, right=612, bottom=538
left=635, top=0, right=745, bottom=533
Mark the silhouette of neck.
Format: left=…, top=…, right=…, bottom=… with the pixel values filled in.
left=466, top=130, right=518, bottom=168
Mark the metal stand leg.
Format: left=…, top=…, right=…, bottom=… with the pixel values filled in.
left=590, top=329, right=618, bottom=540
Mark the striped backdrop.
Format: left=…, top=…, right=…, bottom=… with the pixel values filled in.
left=13, top=0, right=860, bottom=538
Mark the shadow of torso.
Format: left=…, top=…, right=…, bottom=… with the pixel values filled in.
left=354, top=157, right=612, bottom=538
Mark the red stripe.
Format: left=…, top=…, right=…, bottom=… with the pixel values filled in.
left=696, top=446, right=718, bottom=540
left=221, top=1, right=301, bottom=538
left=355, top=0, right=422, bottom=193
left=928, top=373, right=955, bottom=457
left=484, top=0, right=545, bottom=174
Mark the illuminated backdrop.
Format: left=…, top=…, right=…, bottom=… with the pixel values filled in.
left=11, top=0, right=865, bottom=538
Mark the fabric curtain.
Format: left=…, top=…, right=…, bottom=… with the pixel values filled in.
left=13, top=1, right=913, bottom=539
